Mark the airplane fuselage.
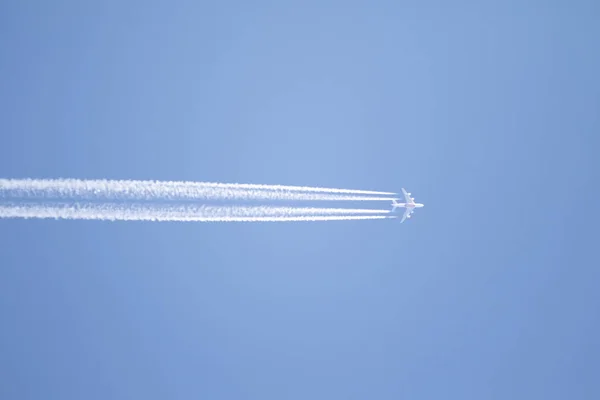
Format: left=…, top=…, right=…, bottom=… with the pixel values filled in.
left=394, top=203, right=424, bottom=208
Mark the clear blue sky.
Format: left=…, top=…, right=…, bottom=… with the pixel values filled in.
left=1, top=1, right=599, bottom=399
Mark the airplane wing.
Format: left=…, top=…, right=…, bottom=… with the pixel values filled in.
left=400, top=207, right=412, bottom=223
left=401, top=188, right=414, bottom=204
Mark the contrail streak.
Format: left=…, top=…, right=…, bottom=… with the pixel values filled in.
left=192, top=181, right=396, bottom=195
left=0, top=179, right=395, bottom=201
left=0, top=202, right=395, bottom=222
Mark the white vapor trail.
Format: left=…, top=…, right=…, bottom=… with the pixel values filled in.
left=0, top=179, right=395, bottom=202
left=0, top=202, right=395, bottom=222
left=191, top=181, right=396, bottom=195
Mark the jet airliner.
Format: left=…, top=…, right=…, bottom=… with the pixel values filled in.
left=391, top=188, right=424, bottom=223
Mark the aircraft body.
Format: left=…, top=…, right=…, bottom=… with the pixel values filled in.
left=391, top=188, right=424, bottom=223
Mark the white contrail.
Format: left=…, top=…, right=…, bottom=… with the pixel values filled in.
left=0, top=202, right=395, bottom=222
left=191, top=181, right=396, bottom=195
left=0, top=179, right=395, bottom=201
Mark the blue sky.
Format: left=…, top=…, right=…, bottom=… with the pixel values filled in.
left=1, top=1, right=599, bottom=399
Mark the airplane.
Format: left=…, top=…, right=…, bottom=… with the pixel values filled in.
left=391, top=188, right=424, bottom=223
